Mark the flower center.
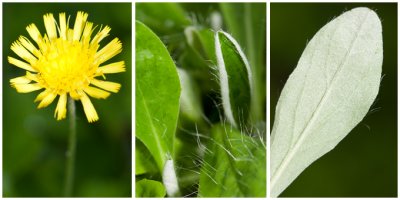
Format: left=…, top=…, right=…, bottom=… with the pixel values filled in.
left=35, top=38, right=98, bottom=94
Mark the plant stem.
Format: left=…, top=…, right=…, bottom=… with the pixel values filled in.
left=64, top=97, right=77, bottom=197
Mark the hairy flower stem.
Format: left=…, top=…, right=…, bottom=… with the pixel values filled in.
left=64, top=97, right=77, bottom=197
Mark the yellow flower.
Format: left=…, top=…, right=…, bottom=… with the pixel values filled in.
left=8, top=11, right=125, bottom=123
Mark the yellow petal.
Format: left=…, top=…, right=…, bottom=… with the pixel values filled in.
left=43, top=13, right=57, bottom=40
left=81, top=22, right=93, bottom=44
left=95, top=38, right=122, bottom=64
left=26, top=24, right=42, bottom=44
left=55, top=93, right=67, bottom=120
left=18, top=36, right=40, bottom=57
left=79, top=91, right=99, bottom=123
left=10, top=76, right=31, bottom=86
left=67, top=29, right=74, bottom=41
left=97, top=61, right=125, bottom=74
left=11, top=41, right=37, bottom=64
left=39, top=36, right=50, bottom=52
left=25, top=71, right=38, bottom=82
left=59, top=13, right=67, bottom=40
left=14, top=83, right=42, bottom=93
left=73, top=11, right=88, bottom=41
left=90, top=79, right=121, bottom=93
left=84, top=86, right=110, bottom=99
left=38, top=92, right=57, bottom=108
left=10, top=72, right=38, bottom=86
left=91, top=26, right=110, bottom=45
left=8, top=57, right=37, bottom=72
left=35, top=89, right=50, bottom=102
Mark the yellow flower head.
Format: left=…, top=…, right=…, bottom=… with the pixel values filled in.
left=9, top=11, right=125, bottom=123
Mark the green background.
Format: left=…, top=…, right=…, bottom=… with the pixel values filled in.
left=271, top=3, right=397, bottom=197
left=3, top=3, right=132, bottom=197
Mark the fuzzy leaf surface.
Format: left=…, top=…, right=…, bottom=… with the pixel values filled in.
left=220, top=3, right=266, bottom=123
left=271, top=8, right=383, bottom=197
left=215, top=31, right=252, bottom=128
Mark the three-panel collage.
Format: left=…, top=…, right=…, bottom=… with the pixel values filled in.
left=2, top=0, right=398, bottom=198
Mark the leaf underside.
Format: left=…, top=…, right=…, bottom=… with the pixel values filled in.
left=271, top=7, right=383, bottom=197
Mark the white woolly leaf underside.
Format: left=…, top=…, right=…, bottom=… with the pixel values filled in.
left=162, top=159, right=180, bottom=197
left=271, top=7, right=383, bottom=197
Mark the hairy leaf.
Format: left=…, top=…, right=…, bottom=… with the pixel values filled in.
left=135, top=21, right=181, bottom=173
left=271, top=8, right=382, bottom=197
left=198, top=124, right=266, bottom=197
left=220, top=3, right=266, bottom=123
left=136, top=179, right=166, bottom=197
left=215, top=31, right=252, bottom=128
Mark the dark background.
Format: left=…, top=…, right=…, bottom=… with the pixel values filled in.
left=3, top=3, right=132, bottom=197
left=271, top=3, right=397, bottom=197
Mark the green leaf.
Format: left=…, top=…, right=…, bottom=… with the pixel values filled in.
left=136, top=3, right=190, bottom=36
left=198, top=124, right=266, bottom=197
left=184, top=27, right=216, bottom=62
left=220, top=3, right=266, bottom=123
left=135, top=139, right=158, bottom=176
left=271, top=8, right=382, bottom=197
left=215, top=31, right=252, bottom=128
left=196, top=28, right=216, bottom=62
left=135, top=21, right=181, bottom=173
left=136, top=179, right=166, bottom=197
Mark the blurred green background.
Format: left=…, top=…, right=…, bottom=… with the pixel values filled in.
left=271, top=3, right=397, bottom=197
left=3, top=3, right=131, bottom=197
